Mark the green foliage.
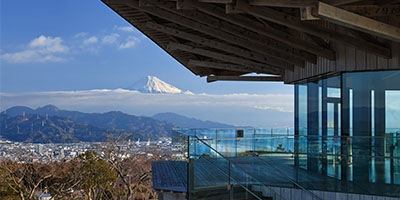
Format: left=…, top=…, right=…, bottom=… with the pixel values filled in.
left=76, top=151, right=118, bottom=199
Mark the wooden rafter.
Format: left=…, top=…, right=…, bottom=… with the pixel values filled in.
left=142, top=0, right=318, bottom=64
left=207, top=75, right=284, bottom=82
left=198, top=0, right=231, bottom=3
left=102, top=1, right=214, bottom=76
left=145, top=22, right=294, bottom=70
left=248, top=0, right=318, bottom=8
left=186, top=0, right=336, bottom=60
left=329, top=0, right=365, bottom=6
left=235, top=0, right=392, bottom=58
left=313, top=2, right=400, bottom=42
left=188, top=60, right=255, bottom=73
left=103, top=0, right=399, bottom=84
left=130, top=0, right=309, bottom=67
left=342, top=5, right=400, bottom=17
left=170, top=2, right=315, bottom=65
left=167, top=42, right=285, bottom=75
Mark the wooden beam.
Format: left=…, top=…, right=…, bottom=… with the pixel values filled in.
left=207, top=75, right=284, bottom=82
left=314, top=2, right=400, bottom=42
left=329, top=0, right=364, bottom=6
left=145, top=22, right=294, bottom=70
left=187, top=0, right=336, bottom=60
left=374, top=0, right=400, bottom=5
left=173, top=2, right=315, bottom=65
left=301, top=7, right=320, bottom=20
left=342, top=5, right=400, bottom=17
left=235, top=0, right=392, bottom=58
left=249, top=0, right=318, bottom=8
left=102, top=0, right=213, bottom=76
left=226, top=3, right=244, bottom=14
left=167, top=42, right=285, bottom=75
left=188, top=60, right=255, bottom=73
left=133, top=0, right=309, bottom=67
left=198, top=0, right=231, bottom=3
left=141, top=0, right=317, bottom=64
left=176, top=0, right=195, bottom=10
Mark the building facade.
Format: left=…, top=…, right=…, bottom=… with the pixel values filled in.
left=102, top=0, right=400, bottom=199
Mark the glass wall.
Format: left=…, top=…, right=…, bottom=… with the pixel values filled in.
left=295, top=70, right=400, bottom=185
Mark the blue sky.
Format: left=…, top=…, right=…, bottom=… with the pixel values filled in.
left=0, top=0, right=294, bottom=127
left=0, top=0, right=292, bottom=95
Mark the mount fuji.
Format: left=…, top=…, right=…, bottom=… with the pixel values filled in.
left=127, top=76, right=193, bottom=94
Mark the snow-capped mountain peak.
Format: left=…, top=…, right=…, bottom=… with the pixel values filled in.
left=128, top=76, right=184, bottom=94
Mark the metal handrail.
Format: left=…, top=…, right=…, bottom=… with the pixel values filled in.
left=195, top=137, right=400, bottom=159
left=198, top=157, right=263, bottom=200
left=195, top=135, right=322, bottom=200
left=196, top=135, right=400, bottom=139
left=251, top=154, right=322, bottom=200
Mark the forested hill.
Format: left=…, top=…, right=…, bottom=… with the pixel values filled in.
left=2, top=105, right=175, bottom=143
left=0, top=113, right=170, bottom=143
left=1, top=105, right=241, bottom=143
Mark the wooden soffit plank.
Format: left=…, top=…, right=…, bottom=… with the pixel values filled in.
left=185, top=0, right=335, bottom=60
left=313, top=2, right=400, bottom=42
left=207, top=75, right=284, bottom=82
left=167, top=42, right=285, bottom=75
left=235, top=0, right=392, bottom=58
left=249, top=0, right=318, bottom=8
left=145, top=22, right=294, bottom=71
left=188, top=60, right=254, bottom=73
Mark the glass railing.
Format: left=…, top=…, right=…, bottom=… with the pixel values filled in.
left=172, top=128, right=400, bottom=198
left=173, top=128, right=319, bottom=199
left=189, top=138, right=266, bottom=200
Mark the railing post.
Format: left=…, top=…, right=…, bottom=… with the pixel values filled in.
left=228, top=160, right=233, bottom=200
left=253, top=129, right=256, bottom=153
left=287, top=128, right=290, bottom=152
left=188, top=158, right=194, bottom=200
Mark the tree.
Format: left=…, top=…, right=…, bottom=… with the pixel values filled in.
left=100, top=136, right=160, bottom=200
left=75, top=151, right=117, bottom=200
left=0, top=160, right=54, bottom=200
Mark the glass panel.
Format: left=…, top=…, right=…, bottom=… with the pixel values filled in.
left=343, top=70, right=400, bottom=185
left=328, top=103, right=335, bottom=136
left=216, top=129, right=236, bottom=157
left=298, top=84, right=308, bottom=135
left=328, top=87, right=341, bottom=98
left=386, top=91, right=400, bottom=184
left=298, top=84, right=308, bottom=170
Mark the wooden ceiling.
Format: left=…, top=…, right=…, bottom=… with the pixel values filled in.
left=101, top=0, right=400, bottom=83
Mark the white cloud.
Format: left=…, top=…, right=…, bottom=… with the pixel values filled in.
left=253, top=105, right=291, bottom=112
left=119, top=36, right=139, bottom=49
left=83, top=36, right=98, bottom=45
left=116, top=26, right=135, bottom=32
left=1, top=35, right=68, bottom=63
left=74, top=32, right=88, bottom=38
left=102, top=33, right=119, bottom=44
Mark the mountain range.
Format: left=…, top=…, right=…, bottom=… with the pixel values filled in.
left=153, top=112, right=241, bottom=129
left=0, top=105, right=239, bottom=143
left=0, top=114, right=134, bottom=143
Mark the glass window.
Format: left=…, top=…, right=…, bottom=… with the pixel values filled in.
left=296, top=70, right=400, bottom=188
left=298, top=84, right=308, bottom=135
